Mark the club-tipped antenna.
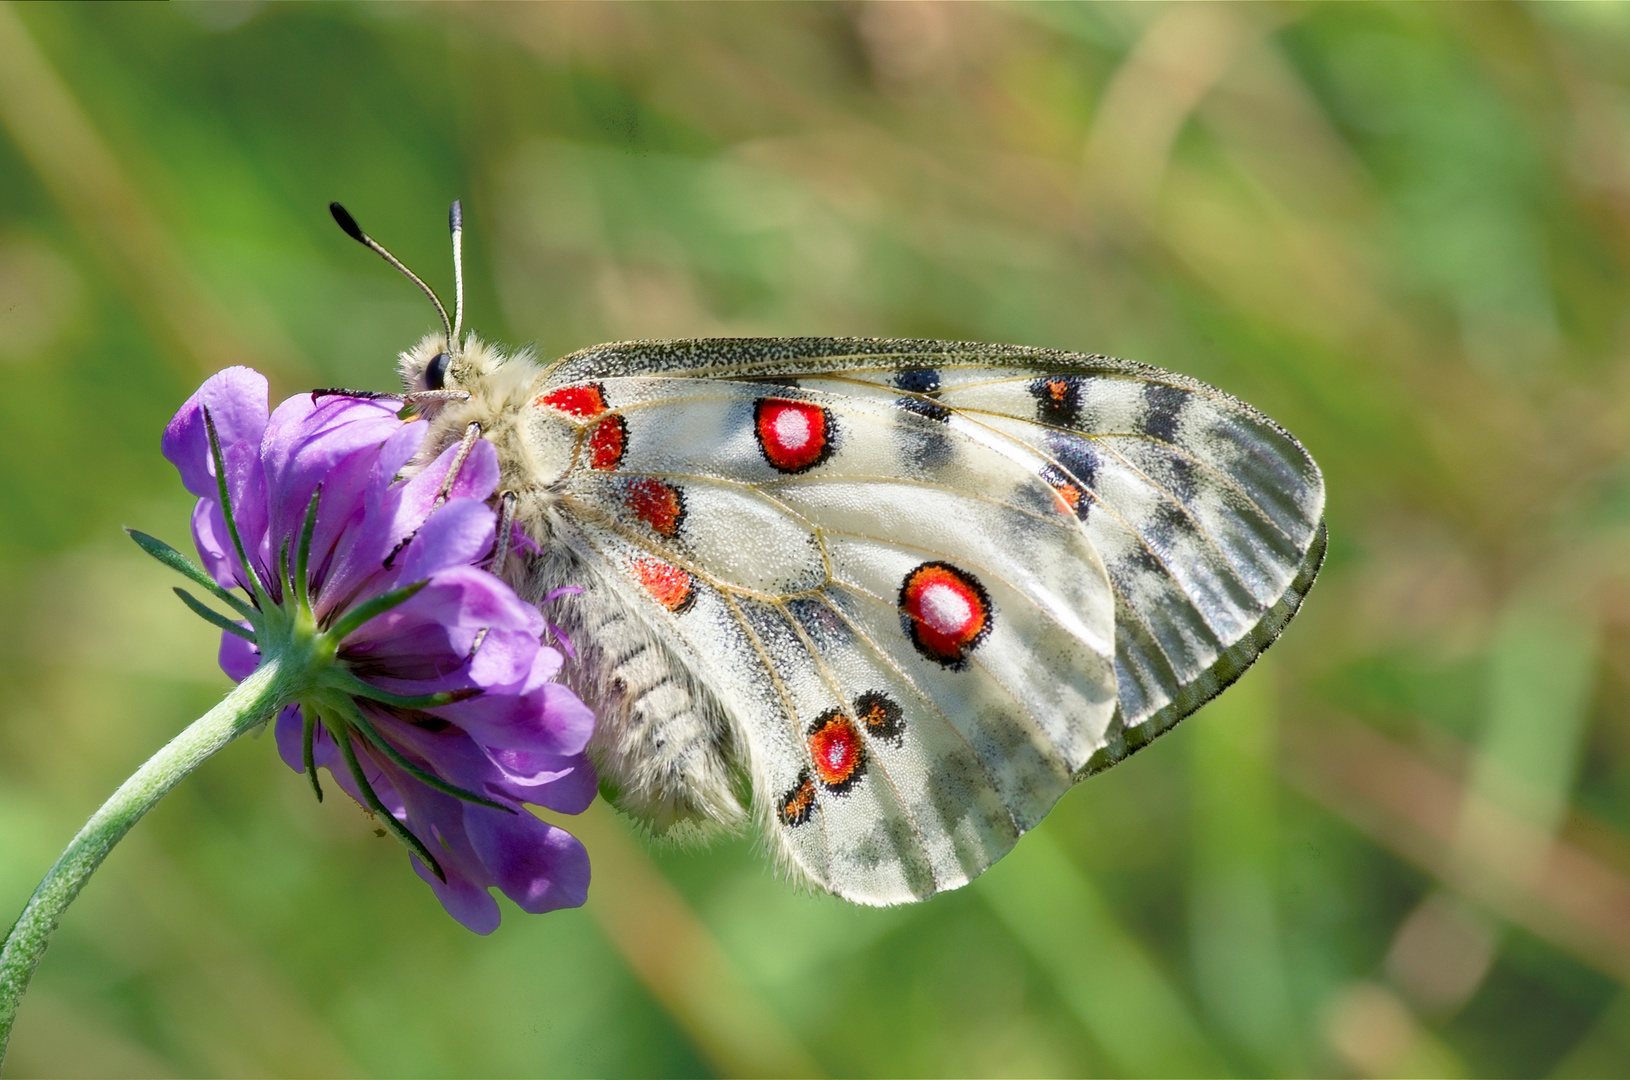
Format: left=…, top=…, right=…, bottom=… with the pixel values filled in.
left=329, top=201, right=453, bottom=347
left=449, top=200, right=465, bottom=344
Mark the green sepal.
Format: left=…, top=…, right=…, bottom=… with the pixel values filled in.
left=342, top=703, right=515, bottom=814
left=325, top=579, right=429, bottom=642
left=301, top=706, right=323, bottom=803
left=294, top=487, right=321, bottom=612
left=275, top=538, right=290, bottom=606
left=329, top=669, right=482, bottom=711
left=126, top=529, right=257, bottom=621
left=327, top=708, right=446, bottom=882
left=172, top=588, right=255, bottom=642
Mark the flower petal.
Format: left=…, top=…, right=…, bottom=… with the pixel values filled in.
left=353, top=566, right=545, bottom=649
left=486, top=749, right=599, bottom=814
left=162, top=367, right=269, bottom=500
left=219, top=632, right=260, bottom=681
left=396, top=499, right=496, bottom=584
left=430, top=678, right=590, bottom=755
left=539, top=682, right=596, bottom=757
left=190, top=499, right=238, bottom=590
left=262, top=394, right=406, bottom=553
left=412, top=855, right=501, bottom=935
left=467, top=807, right=590, bottom=914
left=273, top=704, right=307, bottom=773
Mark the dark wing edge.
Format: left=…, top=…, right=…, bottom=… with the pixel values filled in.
left=543, top=335, right=1150, bottom=383
left=1076, top=517, right=1327, bottom=779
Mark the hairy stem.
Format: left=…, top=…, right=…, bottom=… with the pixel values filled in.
left=0, top=659, right=297, bottom=1057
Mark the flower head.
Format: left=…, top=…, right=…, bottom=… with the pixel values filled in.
left=150, top=367, right=595, bottom=933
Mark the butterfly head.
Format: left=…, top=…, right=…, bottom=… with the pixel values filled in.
left=330, top=201, right=567, bottom=498
left=328, top=199, right=488, bottom=400
left=397, top=329, right=511, bottom=399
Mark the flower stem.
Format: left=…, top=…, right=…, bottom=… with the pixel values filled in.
left=0, top=658, right=297, bottom=1057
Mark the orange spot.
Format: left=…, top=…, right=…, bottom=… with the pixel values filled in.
left=807, top=711, right=864, bottom=792
left=536, top=384, right=607, bottom=418
left=625, top=478, right=684, bottom=537
left=1046, top=378, right=1071, bottom=403
left=628, top=555, right=694, bottom=612
left=587, top=415, right=626, bottom=470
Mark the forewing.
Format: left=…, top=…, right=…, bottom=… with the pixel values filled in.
left=547, top=337, right=1326, bottom=750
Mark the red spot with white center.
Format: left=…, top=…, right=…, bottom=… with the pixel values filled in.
left=628, top=555, right=694, bottom=613
left=754, top=398, right=832, bottom=473
left=899, top=562, right=992, bottom=667
left=624, top=478, right=684, bottom=537
left=587, top=415, right=626, bottom=470
left=536, top=383, right=607, bottom=418
left=807, top=711, right=865, bottom=793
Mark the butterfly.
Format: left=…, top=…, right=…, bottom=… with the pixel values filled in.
left=326, top=201, right=1326, bottom=905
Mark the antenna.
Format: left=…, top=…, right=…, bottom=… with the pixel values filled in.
left=449, top=200, right=465, bottom=344
left=329, top=202, right=454, bottom=347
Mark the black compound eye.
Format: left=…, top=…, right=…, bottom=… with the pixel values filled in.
left=424, top=351, right=452, bottom=391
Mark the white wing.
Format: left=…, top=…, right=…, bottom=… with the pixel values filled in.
left=533, top=338, right=1324, bottom=903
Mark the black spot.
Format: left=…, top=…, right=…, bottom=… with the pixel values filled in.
left=1141, top=501, right=1190, bottom=560
left=1115, top=545, right=1168, bottom=584
left=1028, top=375, right=1082, bottom=428
left=788, top=597, right=846, bottom=643
left=1163, top=453, right=1198, bottom=504
left=894, top=367, right=941, bottom=394
left=1140, top=383, right=1189, bottom=444
left=778, top=770, right=817, bottom=827
left=1047, top=436, right=1100, bottom=521
left=898, top=397, right=951, bottom=423
left=894, top=367, right=950, bottom=423
left=854, top=691, right=904, bottom=745
left=896, top=419, right=955, bottom=471
left=1038, top=463, right=1089, bottom=522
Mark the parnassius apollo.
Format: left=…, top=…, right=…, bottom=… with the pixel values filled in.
left=330, top=202, right=1326, bottom=906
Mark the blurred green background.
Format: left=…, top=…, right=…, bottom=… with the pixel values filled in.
left=0, top=2, right=1628, bottom=1075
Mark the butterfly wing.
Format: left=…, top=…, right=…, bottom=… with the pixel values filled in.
left=537, top=339, right=1324, bottom=903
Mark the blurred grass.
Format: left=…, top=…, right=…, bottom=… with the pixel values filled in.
left=0, top=2, right=1628, bottom=1076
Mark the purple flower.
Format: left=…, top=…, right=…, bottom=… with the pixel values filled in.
left=154, top=367, right=596, bottom=933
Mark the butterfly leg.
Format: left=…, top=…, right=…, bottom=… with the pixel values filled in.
left=490, top=490, right=517, bottom=571
left=433, top=422, right=483, bottom=508
left=309, top=387, right=471, bottom=407
left=383, top=421, right=487, bottom=572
